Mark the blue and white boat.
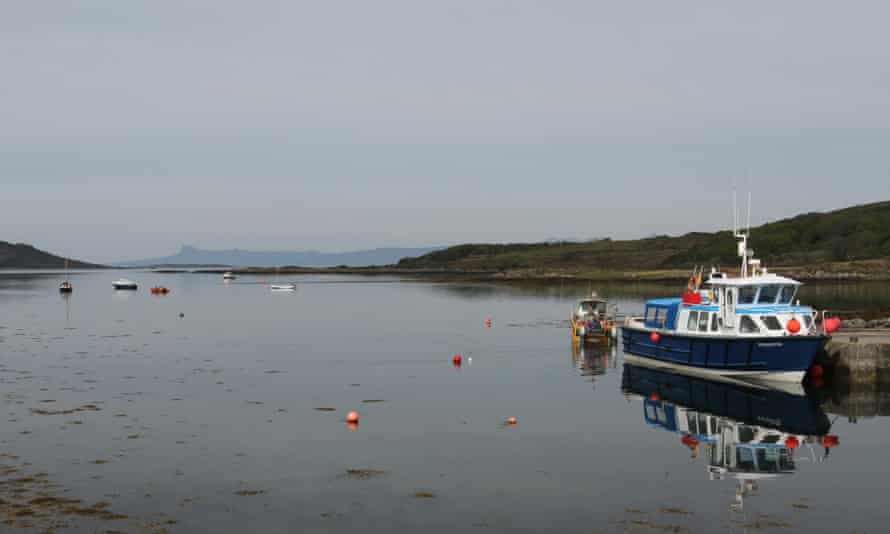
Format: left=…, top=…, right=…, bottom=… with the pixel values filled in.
left=621, top=229, right=836, bottom=384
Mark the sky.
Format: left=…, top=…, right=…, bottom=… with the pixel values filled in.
left=2, top=1, right=889, bottom=263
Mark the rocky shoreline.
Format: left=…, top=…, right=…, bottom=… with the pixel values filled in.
left=842, top=318, right=890, bottom=329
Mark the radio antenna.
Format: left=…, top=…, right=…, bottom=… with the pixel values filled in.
left=732, top=190, right=738, bottom=236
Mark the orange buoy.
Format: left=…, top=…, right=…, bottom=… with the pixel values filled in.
left=347, top=421, right=359, bottom=431
left=785, top=436, right=799, bottom=449
left=453, top=354, right=462, bottom=365
left=506, top=416, right=517, bottom=425
left=786, top=318, right=801, bottom=334
left=346, top=411, right=359, bottom=424
left=650, top=332, right=661, bottom=343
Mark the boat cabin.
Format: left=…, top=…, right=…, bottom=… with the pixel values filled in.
left=642, top=273, right=816, bottom=338
left=575, top=297, right=607, bottom=320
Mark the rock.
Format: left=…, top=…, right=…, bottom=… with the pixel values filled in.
left=844, top=318, right=867, bottom=329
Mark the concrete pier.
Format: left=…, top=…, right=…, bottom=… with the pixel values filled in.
left=821, top=330, right=890, bottom=384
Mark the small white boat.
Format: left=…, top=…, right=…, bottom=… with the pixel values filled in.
left=223, top=272, right=237, bottom=280
left=112, top=278, right=138, bottom=290
left=269, top=266, right=295, bottom=291
left=270, top=283, right=296, bottom=291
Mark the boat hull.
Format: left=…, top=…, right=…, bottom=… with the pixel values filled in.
left=571, top=319, right=614, bottom=345
left=621, top=325, right=826, bottom=383
left=270, top=285, right=296, bottom=291
left=112, top=284, right=138, bottom=290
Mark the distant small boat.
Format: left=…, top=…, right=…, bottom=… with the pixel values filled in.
left=269, top=266, right=295, bottom=291
left=59, top=259, right=73, bottom=293
left=270, top=284, right=296, bottom=291
left=223, top=272, right=237, bottom=280
left=112, top=279, right=138, bottom=290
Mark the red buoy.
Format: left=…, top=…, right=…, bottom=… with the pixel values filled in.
left=681, top=434, right=699, bottom=448
left=785, top=436, right=799, bottom=449
left=506, top=416, right=517, bottom=425
left=822, top=435, right=840, bottom=448
left=650, top=332, right=661, bottom=343
left=824, top=317, right=841, bottom=334
left=786, top=318, right=801, bottom=334
left=346, top=411, right=360, bottom=424
left=649, top=392, right=660, bottom=401
left=809, top=364, right=824, bottom=379
left=453, top=354, right=462, bottom=366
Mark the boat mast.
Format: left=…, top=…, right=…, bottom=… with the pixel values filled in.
left=733, top=192, right=752, bottom=279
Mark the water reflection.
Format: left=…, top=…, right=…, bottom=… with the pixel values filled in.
left=621, top=364, right=840, bottom=512
left=571, top=342, right=618, bottom=381
left=61, top=292, right=72, bottom=328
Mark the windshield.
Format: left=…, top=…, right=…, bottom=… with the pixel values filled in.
left=757, top=285, right=780, bottom=303
left=777, top=285, right=797, bottom=304
left=739, top=287, right=757, bottom=304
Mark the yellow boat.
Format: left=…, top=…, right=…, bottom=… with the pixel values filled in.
left=570, top=293, right=616, bottom=344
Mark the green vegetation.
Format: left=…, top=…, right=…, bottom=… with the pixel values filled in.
left=398, top=201, right=890, bottom=274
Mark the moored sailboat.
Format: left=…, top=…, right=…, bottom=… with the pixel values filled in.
left=59, top=259, right=73, bottom=293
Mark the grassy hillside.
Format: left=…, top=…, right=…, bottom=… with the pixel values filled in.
left=0, top=242, right=104, bottom=269
left=398, top=201, right=890, bottom=274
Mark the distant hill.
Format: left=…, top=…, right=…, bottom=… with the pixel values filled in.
left=119, top=245, right=442, bottom=267
left=0, top=242, right=104, bottom=269
left=397, top=201, right=890, bottom=273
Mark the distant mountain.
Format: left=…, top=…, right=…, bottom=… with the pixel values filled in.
left=119, top=245, right=442, bottom=267
left=0, top=241, right=104, bottom=269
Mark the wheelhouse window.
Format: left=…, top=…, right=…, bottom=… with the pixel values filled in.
left=777, top=285, right=796, bottom=304
left=803, top=315, right=813, bottom=329
left=711, top=314, right=719, bottom=332
left=739, top=287, right=757, bottom=304
left=698, top=312, right=710, bottom=332
left=645, top=307, right=656, bottom=323
left=687, top=311, right=699, bottom=331
left=739, top=315, right=760, bottom=333
left=761, top=315, right=782, bottom=330
left=757, top=285, right=780, bottom=304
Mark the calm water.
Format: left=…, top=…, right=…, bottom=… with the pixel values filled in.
left=1, top=271, right=888, bottom=533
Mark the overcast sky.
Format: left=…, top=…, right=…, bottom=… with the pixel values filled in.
left=2, top=1, right=889, bottom=263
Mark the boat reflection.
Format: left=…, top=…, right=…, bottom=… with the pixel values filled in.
left=621, top=363, right=840, bottom=512
left=572, top=342, right=618, bottom=380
